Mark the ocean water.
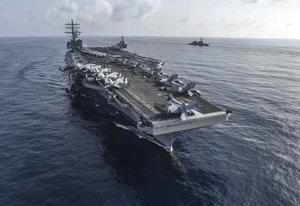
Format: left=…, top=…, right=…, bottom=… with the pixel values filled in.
left=0, top=36, right=299, bottom=206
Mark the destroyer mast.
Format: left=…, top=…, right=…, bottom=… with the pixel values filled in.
left=115, top=36, right=127, bottom=50
left=65, top=19, right=82, bottom=50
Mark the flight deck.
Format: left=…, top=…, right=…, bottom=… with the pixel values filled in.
left=64, top=19, right=231, bottom=151
left=79, top=47, right=223, bottom=122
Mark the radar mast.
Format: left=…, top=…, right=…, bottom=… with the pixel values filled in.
left=65, top=19, right=82, bottom=49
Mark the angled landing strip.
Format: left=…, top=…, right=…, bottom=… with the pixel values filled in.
left=69, top=47, right=231, bottom=151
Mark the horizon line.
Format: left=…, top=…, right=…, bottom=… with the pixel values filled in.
left=0, top=35, right=299, bottom=40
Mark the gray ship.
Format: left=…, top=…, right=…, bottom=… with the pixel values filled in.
left=65, top=19, right=82, bottom=50
left=113, top=36, right=127, bottom=50
left=64, top=20, right=231, bottom=152
left=189, top=38, right=209, bottom=47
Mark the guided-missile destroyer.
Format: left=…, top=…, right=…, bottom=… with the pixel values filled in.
left=113, top=36, right=127, bottom=50
left=64, top=20, right=231, bottom=151
left=189, top=38, right=209, bottom=47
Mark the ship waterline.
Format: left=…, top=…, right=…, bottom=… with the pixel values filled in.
left=65, top=20, right=231, bottom=151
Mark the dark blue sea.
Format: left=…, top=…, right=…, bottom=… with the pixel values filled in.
left=0, top=36, right=299, bottom=206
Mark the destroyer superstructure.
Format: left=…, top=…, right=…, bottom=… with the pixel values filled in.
left=112, top=36, right=127, bottom=50
left=65, top=20, right=231, bottom=151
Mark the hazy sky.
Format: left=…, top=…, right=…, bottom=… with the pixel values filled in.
left=0, top=0, right=299, bottom=38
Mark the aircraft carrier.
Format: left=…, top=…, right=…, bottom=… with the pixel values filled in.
left=64, top=20, right=231, bottom=151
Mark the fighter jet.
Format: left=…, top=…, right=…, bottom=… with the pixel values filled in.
left=159, top=74, right=179, bottom=85
left=171, top=82, right=196, bottom=95
left=105, top=77, right=128, bottom=89
left=165, top=93, right=199, bottom=120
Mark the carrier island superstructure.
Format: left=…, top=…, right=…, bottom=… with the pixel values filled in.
left=64, top=20, right=232, bottom=152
